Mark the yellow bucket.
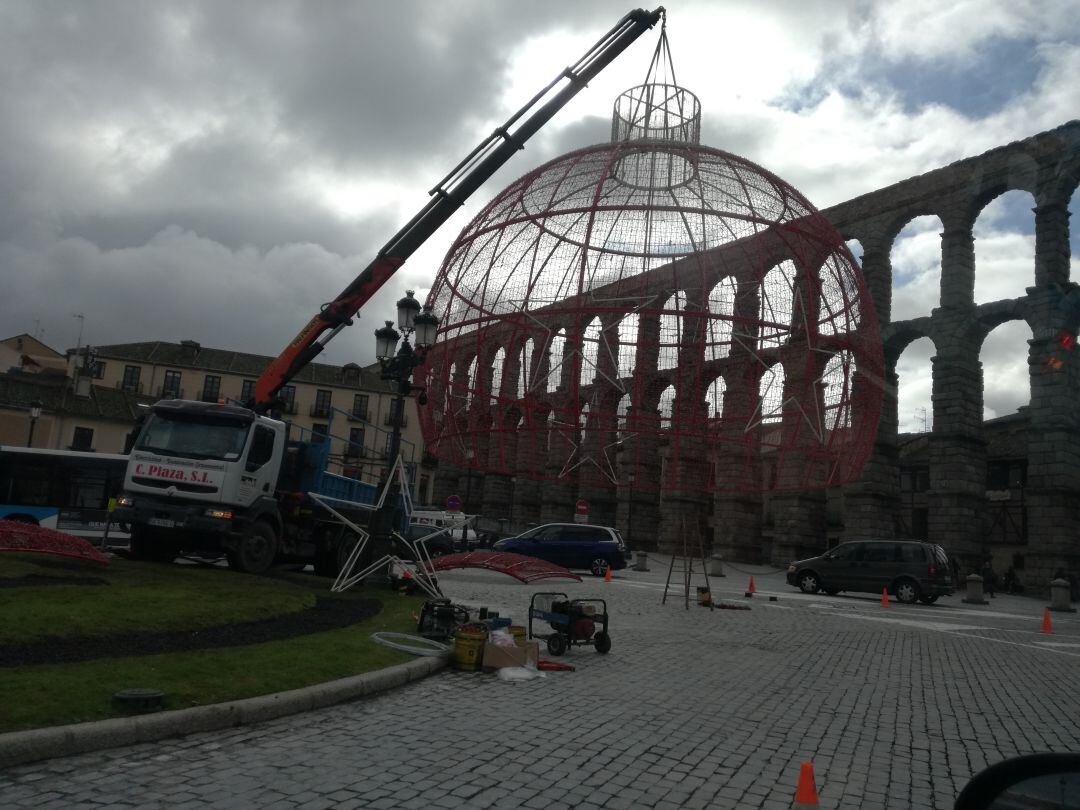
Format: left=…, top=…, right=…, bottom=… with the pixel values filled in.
left=697, top=586, right=711, bottom=606
left=453, top=628, right=487, bottom=671
left=509, top=625, right=526, bottom=647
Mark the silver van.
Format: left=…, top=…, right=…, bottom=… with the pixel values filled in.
left=786, top=540, right=954, bottom=604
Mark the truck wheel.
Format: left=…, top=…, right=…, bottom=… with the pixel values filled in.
left=227, top=521, right=278, bottom=575
left=129, top=528, right=177, bottom=564
left=314, top=529, right=363, bottom=578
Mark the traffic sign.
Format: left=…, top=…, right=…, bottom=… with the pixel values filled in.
left=446, top=494, right=462, bottom=512
left=574, top=499, right=588, bottom=524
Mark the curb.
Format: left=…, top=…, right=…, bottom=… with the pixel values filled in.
left=0, top=654, right=449, bottom=770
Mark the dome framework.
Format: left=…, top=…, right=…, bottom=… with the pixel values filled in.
left=420, top=65, right=882, bottom=496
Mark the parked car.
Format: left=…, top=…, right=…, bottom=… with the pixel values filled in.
left=394, top=524, right=456, bottom=559
left=492, top=523, right=628, bottom=576
left=786, top=540, right=954, bottom=604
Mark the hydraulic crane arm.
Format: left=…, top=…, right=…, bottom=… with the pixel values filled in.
left=252, top=7, right=665, bottom=412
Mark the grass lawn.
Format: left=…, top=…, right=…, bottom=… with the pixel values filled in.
left=0, top=554, right=427, bottom=733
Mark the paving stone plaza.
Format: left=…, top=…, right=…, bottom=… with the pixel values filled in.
left=3, top=562, right=1079, bottom=809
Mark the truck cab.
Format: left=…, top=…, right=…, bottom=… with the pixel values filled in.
left=114, top=400, right=287, bottom=566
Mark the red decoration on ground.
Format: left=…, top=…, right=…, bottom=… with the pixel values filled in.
left=424, top=551, right=582, bottom=583
left=0, top=520, right=110, bottom=566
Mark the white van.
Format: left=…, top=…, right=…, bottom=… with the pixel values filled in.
left=410, top=509, right=479, bottom=550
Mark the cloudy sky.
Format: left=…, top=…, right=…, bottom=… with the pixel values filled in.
left=2, top=0, right=1078, bottom=431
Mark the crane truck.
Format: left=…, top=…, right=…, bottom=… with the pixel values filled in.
left=111, top=8, right=665, bottom=575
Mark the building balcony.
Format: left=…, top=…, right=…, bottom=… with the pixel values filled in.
left=116, top=381, right=143, bottom=394
left=157, top=386, right=184, bottom=399
left=348, top=409, right=369, bottom=422
left=281, top=401, right=298, bottom=415
left=384, top=413, right=408, bottom=428
left=199, top=390, right=222, bottom=403
left=310, top=404, right=331, bottom=418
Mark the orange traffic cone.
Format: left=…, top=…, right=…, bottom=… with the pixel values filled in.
left=1042, top=607, right=1054, bottom=634
left=881, top=587, right=889, bottom=607
left=604, top=565, right=612, bottom=583
left=746, top=576, right=756, bottom=596
left=794, top=761, right=820, bottom=807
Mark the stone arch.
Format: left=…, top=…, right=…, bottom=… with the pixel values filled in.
left=705, top=375, right=726, bottom=419
left=517, top=338, right=534, bottom=399
left=617, top=313, right=638, bottom=380
left=706, top=276, right=736, bottom=361
left=580, top=316, right=602, bottom=386
left=546, top=329, right=566, bottom=393
left=896, top=336, right=934, bottom=433
left=821, top=350, right=855, bottom=431
left=979, top=318, right=1033, bottom=421
left=973, top=190, right=1037, bottom=304
left=465, top=355, right=478, bottom=410
left=890, top=214, right=944, bottom=321
left=759, top=362, right=784, bottom=423
left=658, top=292, right=686, bottom=371
left=616, top=392, right=631, bottom=435
left=658, top=384, right=676, bottom=429
left=490, top=347, right=505, bottom=402
left=760, top=260, right=795, bottom=350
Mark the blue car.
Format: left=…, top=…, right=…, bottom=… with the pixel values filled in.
left=492, top=523, right=628, bottom=576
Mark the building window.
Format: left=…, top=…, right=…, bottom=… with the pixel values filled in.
left=162, top=370, right=182, bottom=398
left=201, top=375, right=221, bottom=402
left=342, top=364, right=360, bottom=386
left=90, top=361, right=105, bottom=379
left=347, top=427, right=365, bottom=458
left=121, top=365, right=141, bottom=392
left=71, top=426, right=94, bottom=451
left=352, top=394, right=369, bottom=420
left=280, top=385, right=297, bottom=414
left=240, top=379, right=256, bottom=403
left=313, top=389, right=332, bottom=418
left=312, top=423, right=328, bottom=444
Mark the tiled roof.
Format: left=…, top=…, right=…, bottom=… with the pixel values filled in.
left=86, top=341, right=394, bottom=393
left=0, top=373, right=154, bottom=422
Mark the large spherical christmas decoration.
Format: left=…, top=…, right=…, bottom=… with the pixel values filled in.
left=419, top=80, right=882, bottom=494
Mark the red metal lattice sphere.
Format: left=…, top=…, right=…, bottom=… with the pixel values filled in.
left=419, top=92, right=882, bottom=494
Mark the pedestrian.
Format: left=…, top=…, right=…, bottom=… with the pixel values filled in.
left=981, top=557, right=996, bottom=598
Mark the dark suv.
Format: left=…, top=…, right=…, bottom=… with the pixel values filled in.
left=492, top=523, right=627, bottom=576
left=787, top=540, right=954, bottom=604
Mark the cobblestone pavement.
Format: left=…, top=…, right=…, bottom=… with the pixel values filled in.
left=3, top=560, right=1080, bottom=809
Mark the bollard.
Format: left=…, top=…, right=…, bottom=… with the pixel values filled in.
left=962, top=573, right=987, bottom=605
left=708, top=554, right=726, bottom=577
left=1050, top=578, right=1076, bottom=613
left=634, top=551, right=649, bottom=572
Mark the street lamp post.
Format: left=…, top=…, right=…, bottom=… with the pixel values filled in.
left=26, top=399, right=43, bottom=447
left=625, top=470, right=635, bottom=550
left=373, top=291, right=439, bottom=543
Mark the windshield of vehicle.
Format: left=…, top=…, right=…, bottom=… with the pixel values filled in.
left=135, top=413, right=250, bottom=462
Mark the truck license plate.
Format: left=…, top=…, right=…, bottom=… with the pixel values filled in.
left=148, top=517, right=175, bottom=528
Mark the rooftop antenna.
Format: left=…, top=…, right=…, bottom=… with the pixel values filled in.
left=915, top=407, right=928, bottom=433
left=73, top=313, right=85, bottom=356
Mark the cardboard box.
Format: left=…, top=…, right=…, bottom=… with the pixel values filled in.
left=482, top=640, right=539, bottom=672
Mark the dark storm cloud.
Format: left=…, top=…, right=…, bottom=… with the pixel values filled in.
left=0, top=0, right=635, bottom=354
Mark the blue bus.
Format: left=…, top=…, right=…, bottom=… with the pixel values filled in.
left=0, top=445, right=130, bottom=544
